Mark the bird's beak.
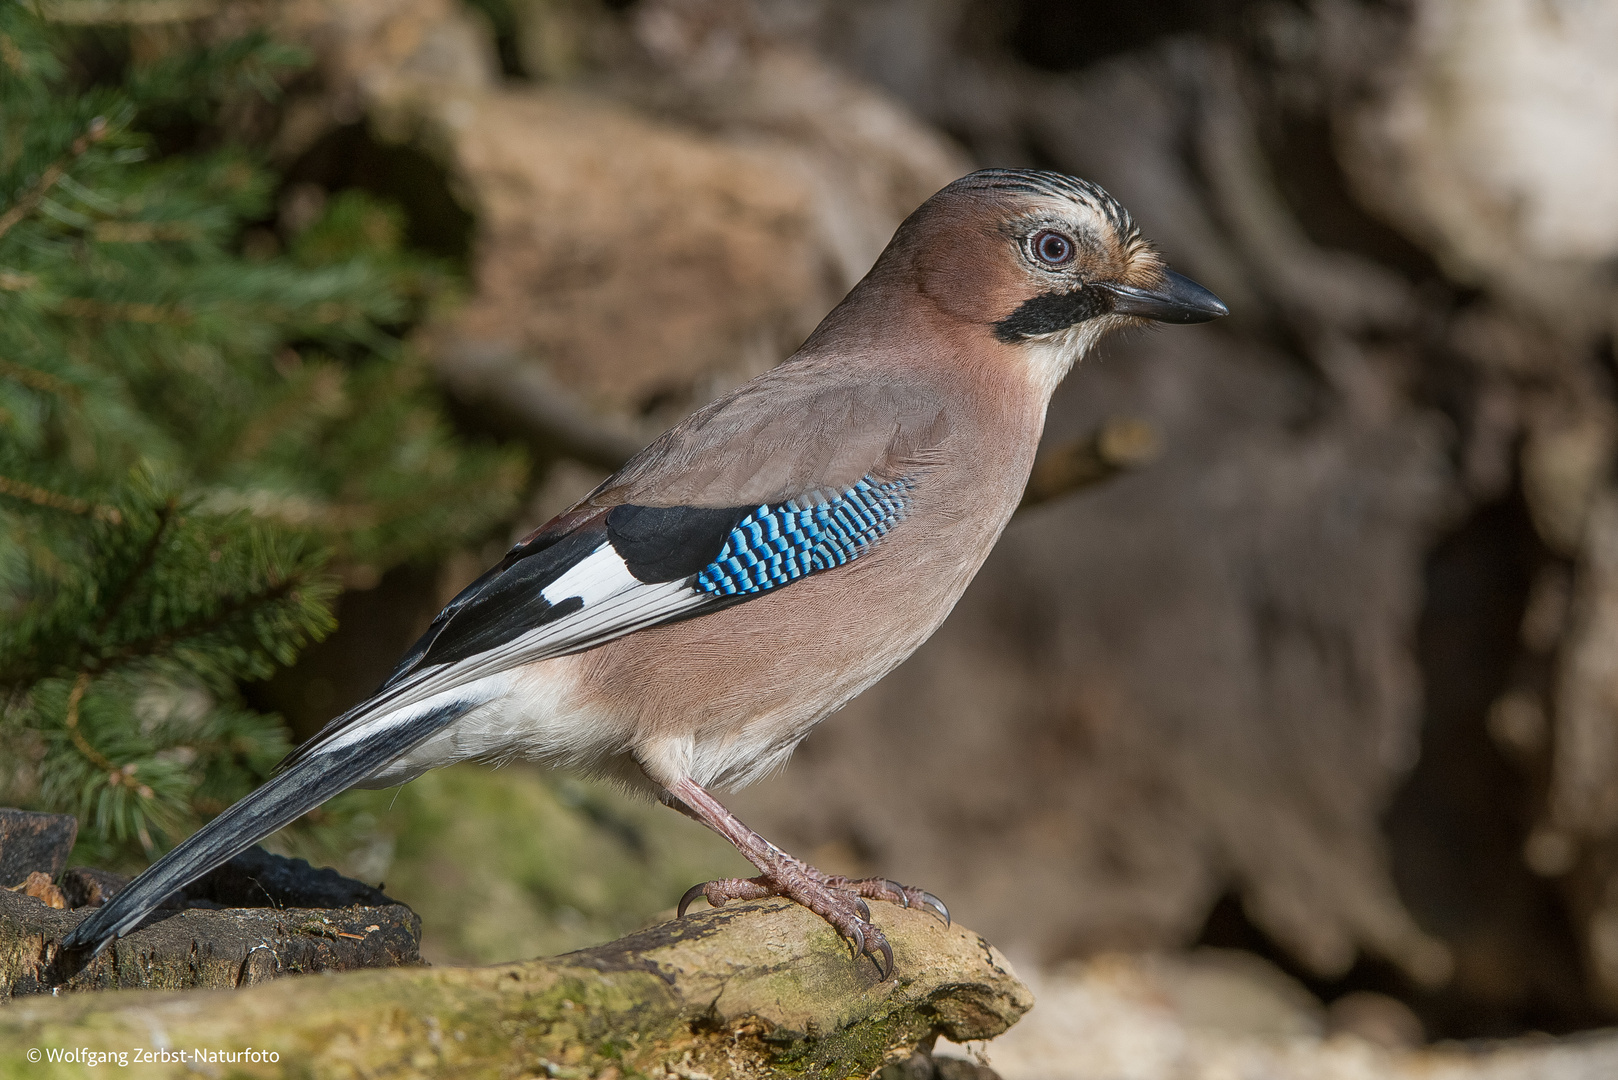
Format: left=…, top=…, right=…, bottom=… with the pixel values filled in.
left=1100, top=270, right=1228, bottom=324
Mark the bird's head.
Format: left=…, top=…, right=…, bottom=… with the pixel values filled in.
left=880, top=169, right=1227, bottom=393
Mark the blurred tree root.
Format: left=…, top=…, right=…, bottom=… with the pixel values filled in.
left=0, top=900, right=1030, bottom=1080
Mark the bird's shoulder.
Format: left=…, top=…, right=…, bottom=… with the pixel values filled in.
left=581, top=354, right=954, bottom=511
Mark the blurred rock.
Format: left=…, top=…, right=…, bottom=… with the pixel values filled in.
left=977, top=952, right=1618, bottom=1080
left=1553, top=493, right=1618, bottom=1006
left=0, top=808, right=77, bottom=885
left=248, top=0, right=962, bottom=459
left=1554, top=497, right=1618, bottom=842
left=411, top=86, right=832, bottom=429
left=57, top=867, right=129, bottom=910
left=404, top=25, right=965, bottom=451
left=623, top=0, right=970, bottom=288
left=259, top=0, right=500, bottom=158
left=1337, top=0, right=1618, bottom=326
left=1326, top=990, right=1425, bottom=1050
left=1521, top=398, right=1616, bottom=557
left=1138, top=949, right=1324, bottom=1038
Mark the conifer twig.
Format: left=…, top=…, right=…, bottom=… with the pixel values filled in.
left=63, top=672, right=115, bottom=772
left=0, top=115, right=109, bottom=243
left=92, top=500, right=173, bottom=640
left=82, top=574, right=303, bottom=677
left=53, top=297, right=189, bottom=324
left=0, top=473, right=120, bottom=522
left=0, top=358, right=78, bottom=399
left=66, top=675, right=157, bottom=845
left=92, top=221, right=196, bottom=243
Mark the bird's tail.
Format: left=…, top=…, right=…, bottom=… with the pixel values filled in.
left=60, top=697, right=472, bottom=957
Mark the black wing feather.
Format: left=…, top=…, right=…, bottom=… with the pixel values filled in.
left=605, top=503, right=752, bottom=582
left=378, top=525, right=607, bottom=692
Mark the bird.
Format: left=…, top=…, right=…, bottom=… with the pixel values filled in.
left=62, top=168, right=1226, bottom=976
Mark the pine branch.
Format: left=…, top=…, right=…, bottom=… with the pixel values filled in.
left=0, top=474, right=121, bottom=522
left=0, top=115, right=108, bottom=242
left=80, top=573, right=302, bottom=678
left=0, top=358, right=78, bottom=399
left=62, top=672, right=114, bottom=772
left=92, top=221, right=197, bottom=242
left=53, top=296, right=190, bottom=324
left=90, top=499, right=173, bottom=640
left=40, top=1, right=221, bottom=27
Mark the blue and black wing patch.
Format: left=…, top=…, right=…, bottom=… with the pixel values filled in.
left=694, top=477, right=913, bottom=595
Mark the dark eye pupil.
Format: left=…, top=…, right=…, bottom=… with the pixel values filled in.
left=1036, top=231, right=1072, bottom=264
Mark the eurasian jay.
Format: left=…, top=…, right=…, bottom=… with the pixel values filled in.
left=63, top=169, right=1226, bottom=975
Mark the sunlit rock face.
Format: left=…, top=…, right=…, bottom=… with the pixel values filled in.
left=1340, top=0, right=1618, bottom=319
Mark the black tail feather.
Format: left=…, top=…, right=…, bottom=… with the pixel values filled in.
left=61, top=698, right=472, bottom=956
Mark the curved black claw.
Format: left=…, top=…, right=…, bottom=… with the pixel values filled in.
left=678, top=882, right=709, bottom=918
left=853, top=896, right=872, bottom=922
left=917, top=890, right=950, bottom=926
left=885, top=879, right=911, bottom=908
left=848, top=921, right=865, bottom=962
left=870, top=936, right=895, bottom=980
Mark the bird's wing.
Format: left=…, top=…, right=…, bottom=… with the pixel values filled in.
left=283, top=361, right=950, bottom=765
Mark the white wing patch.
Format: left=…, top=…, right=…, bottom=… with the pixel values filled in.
left=302, top=542, right=709, bottom=759
left=541, top=543, right=640, bottom=606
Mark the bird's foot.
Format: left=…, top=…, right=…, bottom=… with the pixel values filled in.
left=677, top=862, right=948, bottom=978
left=678, top=859, right=897, bottom=976
left=662, top=776, right=947, bottom=979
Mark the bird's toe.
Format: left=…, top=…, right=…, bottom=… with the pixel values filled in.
left=818, top=895, right=894, bottom=979
left=822, top=875, right=950, bottom=925
left=677, top=875, right=780, bottom=916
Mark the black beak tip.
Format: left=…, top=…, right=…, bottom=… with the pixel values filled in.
left=1154, top=269, right=1228, bottom=323
left=1104, top=269, right=1229, bottom=325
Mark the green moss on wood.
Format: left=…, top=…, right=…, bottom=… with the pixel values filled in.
left=0, top=899, right=1031, bottom=1079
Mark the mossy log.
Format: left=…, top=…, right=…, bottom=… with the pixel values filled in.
left=0, top=898, right=1031, bottom=1078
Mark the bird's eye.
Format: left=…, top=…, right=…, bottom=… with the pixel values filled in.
left=1033, top=230, right=1075, bottom=266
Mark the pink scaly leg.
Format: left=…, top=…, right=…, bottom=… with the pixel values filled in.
left=662, top=777, right=948, bottom=978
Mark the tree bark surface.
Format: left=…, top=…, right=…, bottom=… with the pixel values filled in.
left=0, top=899, right=1031, bottom=1079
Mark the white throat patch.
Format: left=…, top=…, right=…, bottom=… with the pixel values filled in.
left=1017, top=316, right=1119, bottom=398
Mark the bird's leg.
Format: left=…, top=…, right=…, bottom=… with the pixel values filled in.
left=662, top=778, right=947, bottom=978
left=662, top=788, right=948, bottom=924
